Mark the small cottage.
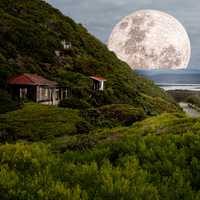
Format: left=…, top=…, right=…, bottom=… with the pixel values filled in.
left=61, top=40, right=72, bottom=49
left=55, top=40, right=72, bottom=57
left=90, top=76, right=107, bottom=91
left=7, top=73, right=68, bottom=105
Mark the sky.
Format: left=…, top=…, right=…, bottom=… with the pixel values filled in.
left=48, top=0, right=200, bottom=69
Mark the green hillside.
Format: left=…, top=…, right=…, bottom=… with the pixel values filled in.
left=0, top=103, right=93, bottom=142
left=1, top=107, right=200, bottom=199
left=0, top=0, right=179, bottom=114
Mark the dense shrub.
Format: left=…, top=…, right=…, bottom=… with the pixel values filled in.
left=0, top=103, right=91, bottom=142
left=2, top=113, right=200, bottom=199
left=75, top=121, right=93, bottom=134
left=83, top=104, right=146, bottom=128
left=59, top=98, right=91, bottom=109
left=185, top=95, right=200, bottom=108
left=0, top=90, right=19, bottom=114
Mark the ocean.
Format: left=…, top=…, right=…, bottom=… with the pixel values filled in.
left=136, top=69, right=200, bottom=91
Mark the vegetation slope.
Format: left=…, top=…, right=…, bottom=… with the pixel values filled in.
left=0, top=0, right=179, bottom=114
left=0, top=104, right=200, bottom=199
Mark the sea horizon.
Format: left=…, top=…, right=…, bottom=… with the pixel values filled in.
left=136, top=69, right=200, bottom=91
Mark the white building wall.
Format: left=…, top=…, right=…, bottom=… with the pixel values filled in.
left=99, top=81, right=104, bottom=91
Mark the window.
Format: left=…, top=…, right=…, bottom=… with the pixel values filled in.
left=20, top=88, right=27, bottom=99
left=45, top=88, right=48, bottom=97
left=39, top=87, right=49, bottom=101
left=55, top=89, right=59, bottom=100
left=39, top=87, right=42, bottom=100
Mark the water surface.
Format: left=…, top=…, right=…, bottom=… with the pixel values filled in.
left=136, top=69, right=200, bottom=91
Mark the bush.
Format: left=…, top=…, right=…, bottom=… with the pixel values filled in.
left=83, top=104, right=146, bottom=128
left=186, top=95, right=200, bottom=108
left=59, top=98, right=91, bottom=109
left=2, top=113, right=200, bottom=199
left=75, top=121, right=93, bottom=134
left=0, top=103, right=91, bottom=142
left=0, top=90, right=19, bottom=114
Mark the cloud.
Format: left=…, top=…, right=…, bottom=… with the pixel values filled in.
left=49, top=0, right=200, bottom=68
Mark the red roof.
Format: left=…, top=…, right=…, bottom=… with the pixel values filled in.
left=7, top=73, right=58, bottom=86
left=90, top=76, right=107, bottom=81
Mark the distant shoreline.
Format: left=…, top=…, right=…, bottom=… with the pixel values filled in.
left=157, top=84, right=200, bottom=91
left=136, top=70, right=200, bottom=88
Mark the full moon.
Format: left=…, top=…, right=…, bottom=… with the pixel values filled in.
left=108, top=10, right=191, bottom=70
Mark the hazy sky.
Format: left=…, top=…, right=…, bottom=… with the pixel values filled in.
left=49, top=0, right=200, bottom=68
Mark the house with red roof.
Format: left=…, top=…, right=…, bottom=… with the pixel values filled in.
left=90, top=76, right=107, bottom=91
left=7, top=73, right=68, bottom=105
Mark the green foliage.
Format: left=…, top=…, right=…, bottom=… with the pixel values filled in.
left=0, top=103, right=90, bottom=141
left=1, top=109, right=200, bottom=199
left=2, top=120, right=200, bottom=199
left=59, top=97, right=91, bottom=109
left=83, top=104, right=146, bottom=127
left=185, top=95, right=200, bottom=108
left=0, top=143, right=160, bottom=200
left=0, top=90, right=19, bottom=114
left=0, top=143, right=89, bottom=200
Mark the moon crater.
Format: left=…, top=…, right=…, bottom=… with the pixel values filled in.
left=108, top=10, right=191, bottom=70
